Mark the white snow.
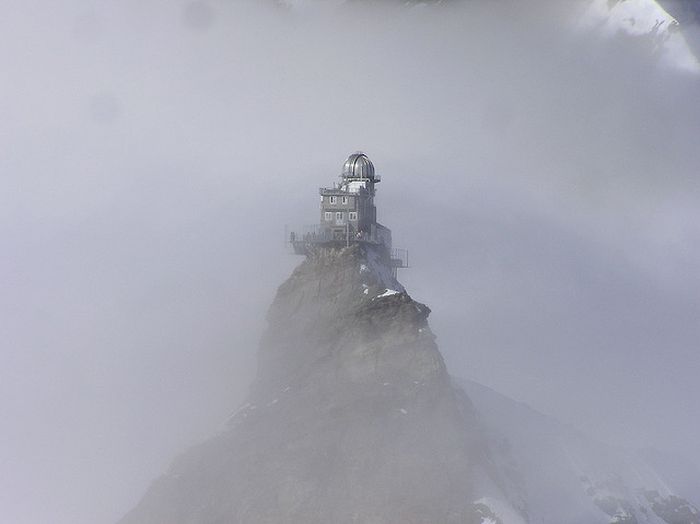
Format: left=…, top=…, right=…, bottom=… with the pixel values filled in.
left=376, top=289, right=399, bottom=298
left=228, top=402, right=251, bottom=420
left=579, top=0, right=700, bottom=73
left=474, top=497, right=527, bottom=524
left=363, top=288, right=369, bottom=295
left=460, top=378, right=687, bottom=524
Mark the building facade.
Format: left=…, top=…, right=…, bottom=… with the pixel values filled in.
left=318, top=152, right=380, bottom=243
left=290, top=152, right=407, bottom=273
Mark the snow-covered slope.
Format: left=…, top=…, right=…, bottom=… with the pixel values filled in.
left=456, top=378, right=700, bottom=524
left=274, top=0, right=700, bottom=74
left=580, top=0, right=700, bottom=73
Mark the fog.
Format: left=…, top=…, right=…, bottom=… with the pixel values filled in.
left=1, top=1, right=699, bottom=522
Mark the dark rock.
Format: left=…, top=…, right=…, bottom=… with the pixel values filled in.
left=119, top=245, right=485, bottom=524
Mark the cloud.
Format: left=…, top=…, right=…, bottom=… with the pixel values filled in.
left=1, top=1, right=699, bottom=522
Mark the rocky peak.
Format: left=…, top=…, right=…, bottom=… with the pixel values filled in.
left=119, top=243, right=485, bottom=524
left=117, top=241, right=700, bottom=524
left=254, top=243, right=432, bottom=396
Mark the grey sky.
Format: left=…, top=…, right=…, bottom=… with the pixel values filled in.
left=1, top=1, right=699, bottom=523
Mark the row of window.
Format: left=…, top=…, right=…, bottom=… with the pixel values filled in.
left=324, top=211, right=358, bottom=221
left=324, top=196, right=352, bottom=205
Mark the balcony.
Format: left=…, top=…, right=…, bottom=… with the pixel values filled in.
left=286, top=225, right=408, bottom=270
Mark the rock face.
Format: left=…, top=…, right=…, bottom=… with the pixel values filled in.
left=458, top=379, right=700, bottom=524
left=119, top=245, right=486, bottom=524
left=119, top=244, right=700, bottom=524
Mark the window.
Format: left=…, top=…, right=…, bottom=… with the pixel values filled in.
left=336, top=212, right=344, bottom=221
left=329, top=196, right=337, bottom=204
left=349, top=212, right=358, bottom=221
left=341, top=196, right=348, bottom=205
left=324, top=211, right=332, bottom=221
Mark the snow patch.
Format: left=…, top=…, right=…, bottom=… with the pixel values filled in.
left=228, top=402, right=251, bottom=420
left=579, top=0, right=700, bottom=73
left=474, top=497, right=526, bottom=524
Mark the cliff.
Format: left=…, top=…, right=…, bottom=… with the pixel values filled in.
left=119, top=244, right=488, bottom=524
left=118, top=244, right=700, bottom=524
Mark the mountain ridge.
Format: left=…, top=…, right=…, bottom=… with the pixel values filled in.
left=456, top=377, right=700, bottom=523
left=119, top=245, right=700, bottom=524
left=119, top=244, right=489, bottom=523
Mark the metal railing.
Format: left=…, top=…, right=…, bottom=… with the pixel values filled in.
left=390, top=248, right=409, bottom=268
left=286, top=225, right=409, bottom=271
left=287, top=224, right=383, bottom=246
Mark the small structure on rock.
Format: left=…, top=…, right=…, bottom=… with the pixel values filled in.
left=288, top=152, right=408, bottom=275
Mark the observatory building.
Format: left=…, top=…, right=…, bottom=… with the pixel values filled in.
left=289, top=152, right=408, bottom=274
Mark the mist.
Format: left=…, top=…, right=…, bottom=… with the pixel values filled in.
left=2, top=1, right=699, bottom=522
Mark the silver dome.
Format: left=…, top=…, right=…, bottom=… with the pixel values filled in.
left=342, top=152, right=375, bottom=180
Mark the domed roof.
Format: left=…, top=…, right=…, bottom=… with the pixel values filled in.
left=342, top=152, right=375, bottom=180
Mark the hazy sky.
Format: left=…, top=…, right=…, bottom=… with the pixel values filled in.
left=2, top=1, right=699, bottom=523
